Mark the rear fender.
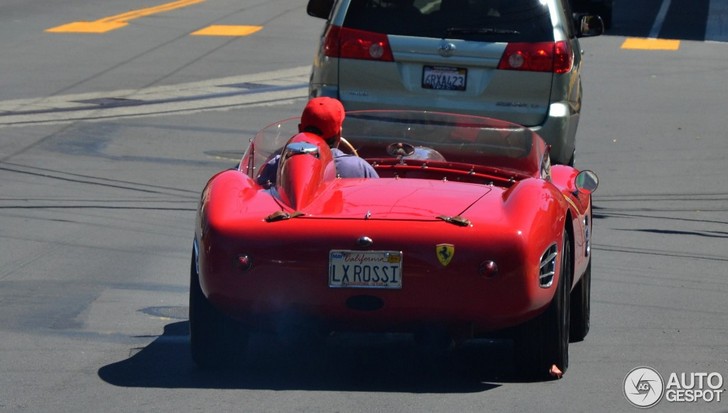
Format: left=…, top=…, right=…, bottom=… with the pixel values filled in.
left=550, top=165, right=596, bottom=287
left=502, top=178, right=568, bottom=310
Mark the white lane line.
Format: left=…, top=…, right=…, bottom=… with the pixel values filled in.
left=649, top=0, right=672, bottom=39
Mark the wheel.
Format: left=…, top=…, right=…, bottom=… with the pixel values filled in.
left=514, top=232, right=571, bottom=380
left=189, top=249, right=248, bottom=369
left=570, top=259, right=591, bottom=341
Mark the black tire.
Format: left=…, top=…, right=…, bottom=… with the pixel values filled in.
left=189, top=250, right=248, bottom=369
left=570, top=260, right=591, bottom=342
left=514, top=232, right=571, bottom=380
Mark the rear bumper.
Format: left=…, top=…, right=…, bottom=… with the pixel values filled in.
left=206, top=277, right=550, bottom=336
left=530, top=102, right=579, bottom=165
left=198, top=230, right=556, bottom=336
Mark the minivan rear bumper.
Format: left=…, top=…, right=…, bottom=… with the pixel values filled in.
left=531, top=102, right=579, bottom=166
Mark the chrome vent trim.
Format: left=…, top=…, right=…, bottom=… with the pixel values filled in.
left=539, top=243, right=558, bottom=288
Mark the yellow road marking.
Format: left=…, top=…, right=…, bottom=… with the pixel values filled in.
left=46, top=0, right=206, bottom=33
left=191, top=25, right=263, bottom=36
left=621, top=37, right=681, bottom=50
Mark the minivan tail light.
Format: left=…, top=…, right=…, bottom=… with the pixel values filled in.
left=323, top=25, right=394, bottom=62
left=497, top=41, right=573, bottom=74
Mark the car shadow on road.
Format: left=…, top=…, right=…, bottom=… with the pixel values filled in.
left=98, top=321, right=533, bottom=392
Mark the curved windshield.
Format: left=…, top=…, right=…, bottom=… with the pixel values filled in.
left=241, top=110, right=544, bottom=180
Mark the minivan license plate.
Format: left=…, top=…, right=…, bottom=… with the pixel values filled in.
left=329, top=250, right=403, bottom=289
left=422, top=66, right=467, bottom=91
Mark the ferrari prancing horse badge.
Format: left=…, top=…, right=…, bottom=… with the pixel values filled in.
left=436, top=243, right=455, bottom=266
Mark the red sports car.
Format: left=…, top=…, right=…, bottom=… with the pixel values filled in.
left=190, top=110, right=598, bottom=379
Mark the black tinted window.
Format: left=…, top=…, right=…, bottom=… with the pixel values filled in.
left=343, top=0, right=554, bottom=42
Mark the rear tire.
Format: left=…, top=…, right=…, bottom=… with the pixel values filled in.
left=189, top=250, right=248, bottom=369
left=570, top=260, right=591, bottom=341
left=514, top=232, right=571, bottom=380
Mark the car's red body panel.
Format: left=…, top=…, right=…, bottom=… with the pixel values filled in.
left=194, top=111, right=594, bottom=339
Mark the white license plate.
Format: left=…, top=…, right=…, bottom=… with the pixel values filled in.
left=329, top=250, right=403, bottom=289
left=422, top=66, right=467, bottom=91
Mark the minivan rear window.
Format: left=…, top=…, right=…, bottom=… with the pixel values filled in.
left=343, top=0, right=554, bottom=42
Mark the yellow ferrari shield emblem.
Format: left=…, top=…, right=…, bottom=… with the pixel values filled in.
left=436, top=244, right=455, bottom=266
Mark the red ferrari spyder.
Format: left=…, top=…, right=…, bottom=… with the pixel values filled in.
left=190, top=110, right=598, bottom=379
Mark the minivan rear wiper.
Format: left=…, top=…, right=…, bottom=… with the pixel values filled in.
left=445, top=27, right=520, bottom=35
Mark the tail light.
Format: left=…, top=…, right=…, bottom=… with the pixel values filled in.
left=323, top=25, right=394, bottom=62
left=497, top=41, right=573, bottom=74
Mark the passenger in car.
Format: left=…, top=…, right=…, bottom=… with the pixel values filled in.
left=256, top=97, right=379, bottom=187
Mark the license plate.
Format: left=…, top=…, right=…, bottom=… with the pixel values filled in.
left=329, top=250, right=403, bottom=289
left=422, top=66, right=467, bottom=91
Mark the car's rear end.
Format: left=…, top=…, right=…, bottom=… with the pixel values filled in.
left=196, top=175, right=565, bottom=337
left=309, top=0, right=586, bottom=164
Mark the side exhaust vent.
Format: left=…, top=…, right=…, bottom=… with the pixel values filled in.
left=539, top=243, right=558, bottom=288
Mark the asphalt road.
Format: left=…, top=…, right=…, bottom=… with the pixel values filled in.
left=1, top=1, right=726, bottom=412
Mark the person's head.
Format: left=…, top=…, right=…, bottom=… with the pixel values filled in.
left=299, top=97, right=345, bottom=147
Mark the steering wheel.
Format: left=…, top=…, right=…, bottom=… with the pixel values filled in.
left=386, top=142, right=416, bottom=157
left=338, top=137, right=359, bottom=157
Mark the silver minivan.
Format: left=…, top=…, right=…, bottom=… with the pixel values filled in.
left=307, top=0, right=603, bottom=165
